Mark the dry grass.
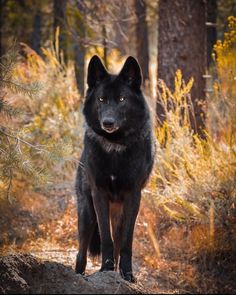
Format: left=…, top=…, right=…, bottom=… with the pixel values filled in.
left=146, top=70, right=236, bottom=225
left=14, top=39, right=84, bottom=156
left=139, top=19, right=236, bottom=291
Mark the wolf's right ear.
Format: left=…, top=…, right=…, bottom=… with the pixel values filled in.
left=87, top=55, right=108, bottom=88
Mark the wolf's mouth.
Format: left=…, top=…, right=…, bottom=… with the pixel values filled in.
left=102, top=126, right=119, bottom=133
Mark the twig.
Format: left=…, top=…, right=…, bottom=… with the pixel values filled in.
left=30, top=249, right=78, bottom=253
left=0, top=147, right=7, bottom=154
left=4, top=130, right=13, bottom=201
left=0, top=126, right=48, bottom=152
left=147, top=223, right=161, bottom=259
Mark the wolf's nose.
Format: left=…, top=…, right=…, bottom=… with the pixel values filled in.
left=102, top=118, right=115, bottom=129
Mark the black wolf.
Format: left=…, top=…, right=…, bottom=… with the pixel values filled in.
left=75, top=55, right=154, bottom=282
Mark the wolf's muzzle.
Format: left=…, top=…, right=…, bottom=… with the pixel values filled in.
left=101, top=118, right=119, bottom=133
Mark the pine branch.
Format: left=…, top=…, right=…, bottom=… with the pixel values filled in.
left=0, top=97, right=20, bottom=117
left=0, top=126, right=48, bottom=152
left=0, top=79, right=41, bottom=98
left=0, top=47, right=18, bottom=81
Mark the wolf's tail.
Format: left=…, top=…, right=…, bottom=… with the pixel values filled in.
left=89, top=223, right=101, bottom=256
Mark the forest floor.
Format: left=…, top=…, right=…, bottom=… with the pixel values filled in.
left=0, top=182, right=235, bottom=294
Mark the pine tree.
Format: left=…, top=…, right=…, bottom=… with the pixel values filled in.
left=0, top=46, right=72, bottom=200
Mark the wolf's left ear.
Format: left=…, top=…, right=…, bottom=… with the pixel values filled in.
left=118, top=56, right=142, bottom=89
left=87, top=55, right=109, bottom=88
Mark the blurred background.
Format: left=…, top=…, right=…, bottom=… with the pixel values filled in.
left=0, top=0, right=236, bottom=293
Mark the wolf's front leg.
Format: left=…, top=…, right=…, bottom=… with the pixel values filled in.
left=76, top=199, right=96, bottom=274
left=119, top=191, right=141, bottom=282
left=92, top=189, right=114, bottom=271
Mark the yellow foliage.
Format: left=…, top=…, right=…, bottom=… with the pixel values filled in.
left=86, top=47, right=126, bottom=72
left=148, top=63, right=236, bottom=224
left=13, top=38, right=83, bottom=160
left=210, top=16, right=236, bottom=140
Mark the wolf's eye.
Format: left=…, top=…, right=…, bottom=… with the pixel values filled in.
left=98, top=97, right=104, bottom=102
left=119, top=97, right=125, bottom=102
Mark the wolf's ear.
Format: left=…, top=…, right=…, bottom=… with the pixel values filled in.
left=87, top=55, right=108, bottom=88
left=118, top=56, right=142, bottom=89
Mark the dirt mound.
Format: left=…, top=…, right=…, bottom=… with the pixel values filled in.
left=0, top=254, right=147, bottom=294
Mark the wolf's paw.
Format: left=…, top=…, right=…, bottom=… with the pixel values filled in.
left=75, top=257, right=85, bottom=275
left=75, top=265, right=85, bottom=275
left=121, top=271, right=137, bottom=283
left=100, top=259, right=114, bottom=271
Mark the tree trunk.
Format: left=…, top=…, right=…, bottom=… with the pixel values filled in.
left=0, top=0, right=6, bottom=57
left=114, top=5, right=127, bottom=56
left=74, top=0, right=86, bottom=97
left=207, top=0, right=217, bottom=67
left=102, top=25, right=108, bottom=69
left=31, top=7, right=41, bottom=54
left=157, top=0, right=207, bottom=136
left=54, top=0, right=67, bottom=63
left=135, top=0, right=149, bottom=85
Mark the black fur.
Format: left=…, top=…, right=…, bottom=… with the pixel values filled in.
left=75, top=55, right=154, bottom=282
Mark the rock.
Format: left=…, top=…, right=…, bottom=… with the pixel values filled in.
left=0, top=254, right=147, bottom=294
left=86, top=271, right=146, bottom=294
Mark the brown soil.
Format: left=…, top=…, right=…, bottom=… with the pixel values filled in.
left=0, top=182, right=236, bottom=294
left=0, top=254, right=147, bottom=294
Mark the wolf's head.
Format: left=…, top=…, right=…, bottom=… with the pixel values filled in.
left=83, top=55, right=148, bottom=138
